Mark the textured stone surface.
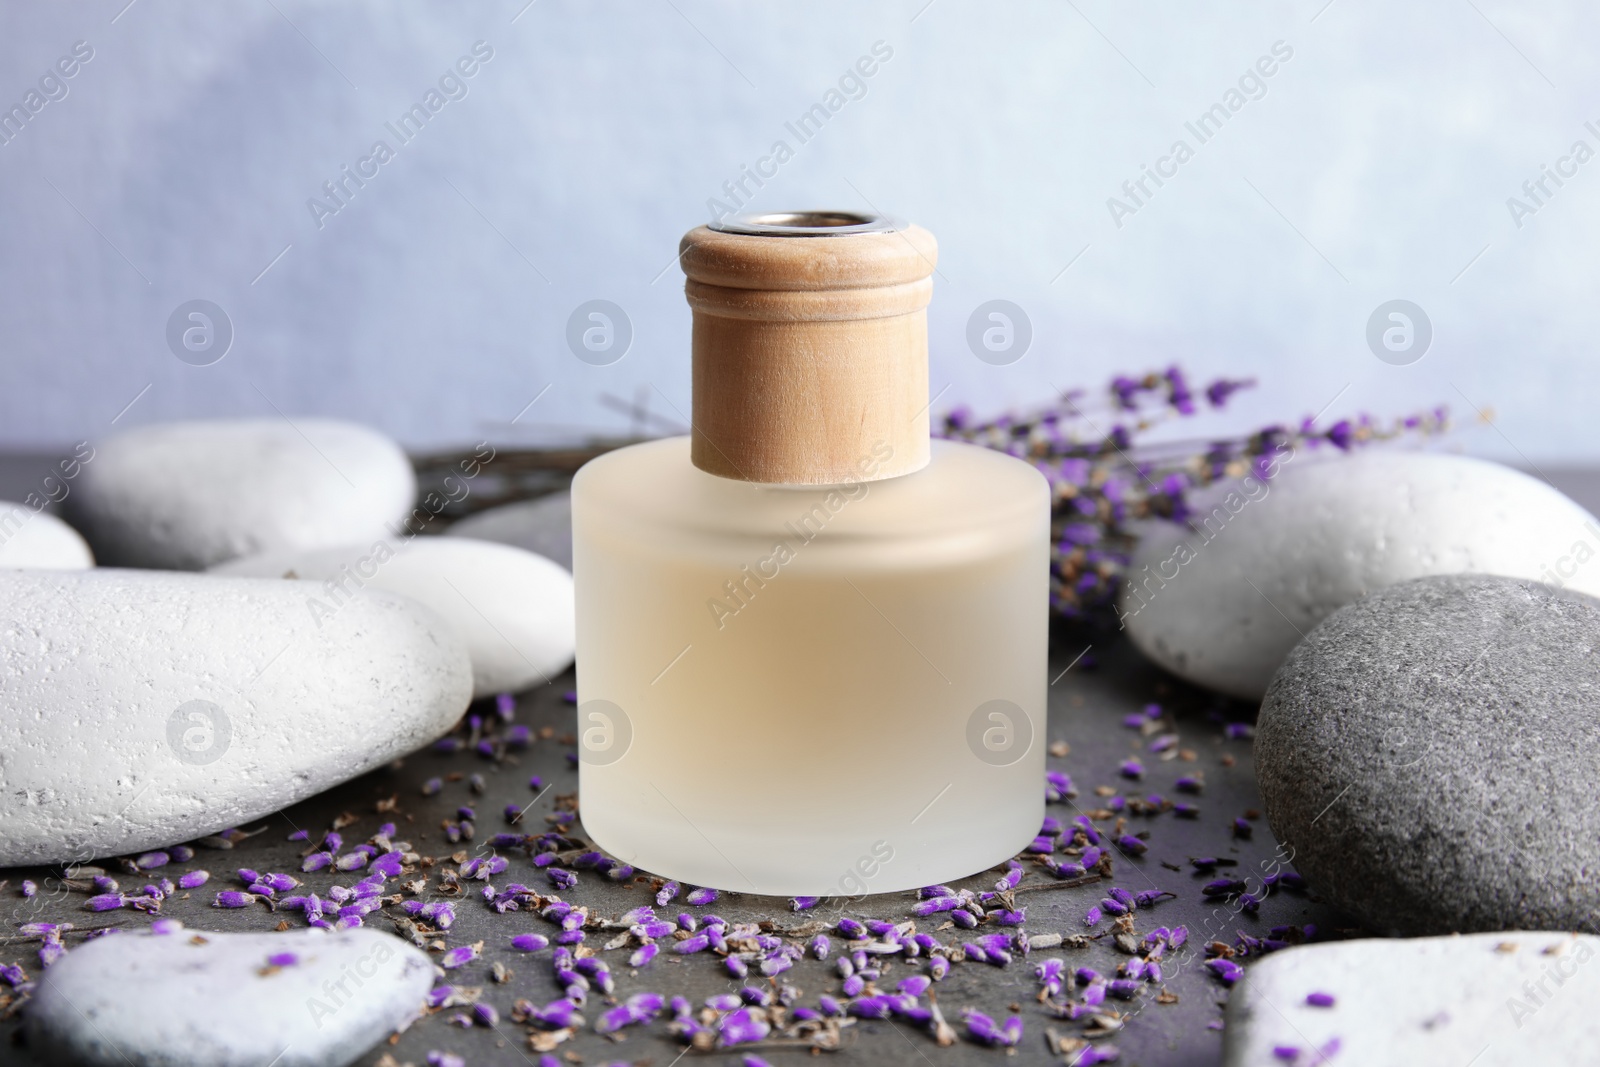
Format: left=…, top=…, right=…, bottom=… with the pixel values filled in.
left=26, top=925, right=433, bottom=1067
left=0, top=568, right=472, bottom=866
left=212, top=537, right=575, bottom=698
left=1257, top=573, right=1600, bottom=936
left=0, top=500, right=92, bottom=569
left=1224, top=931, right=1600, bottom=1066
left=65, top=419, right=416, bottom=570
left=444, top=492, right=572, bottom=571
left=1121, top=452, right=1600, bottom=699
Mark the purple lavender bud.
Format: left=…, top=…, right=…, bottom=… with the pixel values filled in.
left=842, top=973, right=865, bottom=996
left=899, top=974, right=931, bottom=996
left=673, top=933, right=711, bottom=954
left=135, top=851, right=169, bottom=870
left=1225, top=722, right=1255, bottom=739
left=175, top=870, right=209, bottom=895
left=677, top=913, right=697, bottom=932
left=720, top=954, right=747, bottom=978
left=1203, top=878, right=1246, bottom=897
left=963, top=944, right=988, bottom=964
left=1306, top=991, right=1335, bottom=1007
left=433, top=737, right=463, bottom=753
left=1122, top=713, right=1146, bottom=729
left=789, top=895, right=819, bottom=911
left=1081, top=846, right=1103, bottom=869
left=1100, top=897, right=1126, bottom=916
left=1233, top=818, right=1254, bottom=839
left=265, top=952, right=298, bottom=967
left=718, top=1007, right=771, bottom=1045
left=1073, top=816, right=1102, bottom=846
left=706, top=993, right=742, bottom=1011
left=547, top=868, right=577, bottom=890
left=1108, top=886, right=1135, bottom=907
left=995, top=863, right=1024, bottom=891
left=1108, top=978, right=1140, bottom=999
left=914, top=896, right=960, bottom=917
left=848, top=996, right=891, bottom=1019
left=819, top=994, right=844, bottom=1016
left=1026, top=835, right=1055, bottom=853
left=918, top=884, right=956, bottom=899
left=994, top=909, right=1026, bottom=926
left=170, top=845, right=195, bottom=861
left=837, top=918, right=867, bottom=940
left=1119, top=758, right=1143, bottom=779
left=810, top=934, right=830, bottom=960
left=685, top=886, right=717, bottom=906
left=300, top=852, right=332, bottom=873
left=1206, top=958, right=1244, bottom=985
left=212, top=891, right=253, bottom=908
left=1175, top=775, right=1203, bottom=793
left=236, top=868, right=260, bottom=885
left=1084, top=979, right=1107, bottom=1006
left=929, top=956, right=950, bottom=981
left=1135, top=889, right=1173, bottom=908
left=1115, top=834, right=1148, bottom=856
left=85, top=894, right=125, bottom=912
left=440, top=944, right=480, bottom=969
left=1084, top=905, right=1103, bottom=926
left=655, top=880, right=679, bottom=906
left=92, top=876, right=118, bottom=893
left=1174, top=803, right=1200, bottom=818
left=511, top=933, right=549, bottom=952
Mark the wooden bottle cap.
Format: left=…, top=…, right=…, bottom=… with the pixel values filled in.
left=680, top=211, right=937, bottom=485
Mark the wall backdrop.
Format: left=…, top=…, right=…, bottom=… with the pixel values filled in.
left=2, top=1, right=1597, bottom=461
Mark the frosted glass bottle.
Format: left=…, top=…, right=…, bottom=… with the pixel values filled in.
left=572, top=212, right=1049, bottom=896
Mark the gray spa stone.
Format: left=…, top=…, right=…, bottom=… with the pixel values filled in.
left=1257, top=573, right=1600, bottom=936
left=1120, top=452, right=1600, bottom=700
left=25, top=924, right=433, bottom=1067
left=0, top=499, right=93, bottom=569
left=1224, top=932, right=1600, bottom=1066
left=444, top=491, right=572, bottom=571
left=65, top=418, right=416, bottom=570
left=0, top=568, right=472, bottom=867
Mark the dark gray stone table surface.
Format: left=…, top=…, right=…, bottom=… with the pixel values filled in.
left=3, top=453, right=1595, bottom=1066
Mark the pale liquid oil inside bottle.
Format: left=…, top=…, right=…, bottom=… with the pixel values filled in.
left=573, top=436, right=1049, bottom=896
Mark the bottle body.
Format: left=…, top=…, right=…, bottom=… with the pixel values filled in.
left=572, top=435, right=1049, bottom=896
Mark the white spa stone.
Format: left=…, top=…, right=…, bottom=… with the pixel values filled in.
left=211, top=536, right=575, bottom=698
left=1119, top=451, right=1600, bottom=700
left=1224, top=931, right=1600, bottom=1066
left=444, top=491, right=573, bottom=571
left=25, top=925, right=433, bottom=1067
left=65, top=418, right=416, bottom=570
left=0, top=568, right=471, bottom=867
left=0, top=500, right=93, bottom=569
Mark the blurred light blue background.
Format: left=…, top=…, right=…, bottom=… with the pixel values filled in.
left=2, top=1, right=1596, bottom=460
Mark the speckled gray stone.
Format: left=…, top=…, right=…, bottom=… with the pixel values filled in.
left=1224, top=931, right=1600, bottom=1066
left=25, top=925, right=433, bottom=1067
left=65, top=419, right=416, bottom=570
left=1257, top=573, right=1600, bottom=936
left=0, top=568, right=472, bottom=867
